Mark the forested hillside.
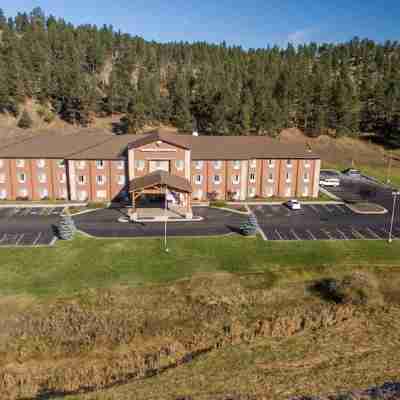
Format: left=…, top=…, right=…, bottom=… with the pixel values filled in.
left=0, top=7, right=399, bottom=144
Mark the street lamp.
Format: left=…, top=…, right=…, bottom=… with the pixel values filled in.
left=164, top=184, right=169, bottom=252
left=388, top=191, right=400, bottom=243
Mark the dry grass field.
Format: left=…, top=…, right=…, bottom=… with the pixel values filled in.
left=0, top=269, right=399, bottom=400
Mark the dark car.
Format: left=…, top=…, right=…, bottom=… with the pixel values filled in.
left=342, top=168, right=361, bottom=177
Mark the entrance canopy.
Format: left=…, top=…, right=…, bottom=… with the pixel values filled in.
left=129, top=170, right=192, bottom=194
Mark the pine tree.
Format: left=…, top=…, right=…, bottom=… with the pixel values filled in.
left=17, top=109, right=33, bottom=129
left=121, top=100, right=146, bottom=134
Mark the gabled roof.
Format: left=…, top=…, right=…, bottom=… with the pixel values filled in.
left=127, top=129, right=192, bottom=150
left=129, top=170, right=193, bottom=193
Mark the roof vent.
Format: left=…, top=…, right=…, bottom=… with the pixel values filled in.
left=192, top=130, right=199, bottom=136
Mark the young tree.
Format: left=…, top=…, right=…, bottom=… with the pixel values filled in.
left=17, top=109, right=33, bottom=129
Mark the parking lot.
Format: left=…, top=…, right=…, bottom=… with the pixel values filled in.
left=0, top=207, right=62, bottom=247
left=251, top=202, right=398, bottom=241
left=0, top=231, right=57, bottom=247
left=0, top=206, right=64, bottom=218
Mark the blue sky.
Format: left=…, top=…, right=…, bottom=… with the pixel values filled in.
left=1, top=1, right=400, bottom=48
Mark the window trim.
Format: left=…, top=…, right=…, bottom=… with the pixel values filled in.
left=232, top=174, right=240, bottom=185
left=249, top=172, right=256, bottom=183
left=38, top=173, right=47, bottom=184
left=117, top=160, right=125, bottom=170
left=117, top=175, right=125, bottom=185
left=213, top=160, right=222, bottom=170
left=0, top=173, right=5, bottom=183
left=18, top=172, right=26, bottom=183
left=135, top=159, right=145, bottom=171
left=77, top=175, right=86, bottom=185
left=233, top=160, right=241, bottom=170
left=16, top=159, right=25, bottom=168
left=77, top=161, right=86, bottom=170
left=249, top=159, right=257, bottom=169
left=96, top=175, right=106, bottom=185
left=0, top=188, right=7, bottom=200
left=213, top=174, right=221, bottom=185
left=195, top=174, right=203, bottom=185
left=37, top=159, right=46, bottom=168
left=286, top=159, right=293, bottom=168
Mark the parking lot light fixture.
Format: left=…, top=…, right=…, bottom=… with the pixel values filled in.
left=388, top=191, right=400, bottom=243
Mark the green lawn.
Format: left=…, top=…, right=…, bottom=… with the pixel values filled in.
left=1, top=235, right=400, bottom=297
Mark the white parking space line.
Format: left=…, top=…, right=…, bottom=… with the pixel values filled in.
left=0, top=233, right=5, bottom=244
left=290, top=229, right=301, bottom=240
left=321, top=229, right=334, bottom=239
left=306, top=229, right=316, bottom=240
left=15, top=234, right=24, bottom=245
left=275, top=229, right=283, bottom=240
left=366, top=227, right=381, bottom=239
left=351, top=227, right=365, bottom=239
left=310, top=205, right=320, bottom=214
left=336, top=228, right=348, bottom=240
left=33, top=232, right=42, bottom=246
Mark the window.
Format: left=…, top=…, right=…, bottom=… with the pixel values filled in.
left=195, top=175, right=203, bottom=185
left=194, top=189, right=203, bottom=200
left=59, top=173, right=66, bottom=183
left=78, top=175, right=86, bottom=185
left=268, top=159, right=275, bottom=168
left=0, top=159, right=4, bottom=168
left=118, top=175, right=125, bottom=185
left=213, top=175, right=221, bottom=184
left=286, top=159, right=292, bottom=167
left=232, top=174, right=240, bottom=184
left=135, top=160, right=145, bottom=170
left=286, top=172, right=291, bottom=183
left=249, top=173, right=256, bottom=183
left=195, top=161, right=203, bottom=170
left=285, top=186, right=291, bottom=196
left=268, top=172, right=274, bottom=183
left=233, top=160, right=241, bottom=170
left=40, top=188, right=49, bottom=199
left=0, top=189, right=7, bottom=200
left=77, top=161, right=86, bottom=169
left=18, top=173, right=26, bottom=183
left=38, top=173, right=47, bottom=183
left=304, top=160, right=311, bottom=168
left=37, top=159, right=45, bottom=168
left=97, top=190, right=107, bottom=199
left=266, top=187, right=274, bottom=197
left=249, top=159, right=257, bottom=169
left=175, top=160, right=184, bottom=171
left=19, top=188, right=28, bottom=198
left=304, top=172, right=310, bottom=182
left=60, top=188, right=68, bottom=200
left=96, top=160, right=105, bottom=169
left=16, top=159, right=25, bottom=168
left=233, top=191, right=240, bottom=200
left=213, top=160, right=222, bottom=170
left=58, top=159, right=65, bottom=168
left=78, top=190, right=88, bottom=201
left=117, top=160, right=125, bottom=170
left=303, top=186, right=309, bottom=197
left=96, top=175, right=106, bottom=185
left=249, top=187, right=256, bottom=198
left=0, top=173, right=5, bottom=183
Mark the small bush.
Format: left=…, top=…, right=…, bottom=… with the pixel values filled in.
left=18, top=110, right=33, bottom=129
left=210, top=200, right=227, bottom=208
left=311, top=272, right=383, bottom=306
left=37, top=106, right=55, bottom=123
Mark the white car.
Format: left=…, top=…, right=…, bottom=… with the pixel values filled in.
left=320, top=178, right=340, bottom=187
left=285, top=199, right=301, bottom=210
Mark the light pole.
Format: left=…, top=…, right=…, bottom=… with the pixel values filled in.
left=164, top=184, right=169, bottom=252
left=388, top=191, right=400, bottom=243
left=386, top=150, right=393, bottom=184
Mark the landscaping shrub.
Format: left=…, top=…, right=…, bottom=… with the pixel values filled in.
left=210, top=200, right=227, bottom=208
left=17, top=109, right=33, bottom=129
left=311, top=272, right=383, bottom=306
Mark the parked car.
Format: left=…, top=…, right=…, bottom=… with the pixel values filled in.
left=320, top=177, right=340, bottom=187
left=284, top=199, right=301, bottom=210
left=342, top=168, right=361, bottom=177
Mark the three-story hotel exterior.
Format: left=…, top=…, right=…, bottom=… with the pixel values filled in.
left=0, top=129, right=321, bottom=218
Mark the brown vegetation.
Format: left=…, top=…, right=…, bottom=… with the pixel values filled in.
left=0, top=271, right=399, bottom=400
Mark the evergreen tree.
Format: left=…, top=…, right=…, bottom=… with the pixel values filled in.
left=17, top=109, right=33, bottom=129
left=121, top=100, right=146, bottom=134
